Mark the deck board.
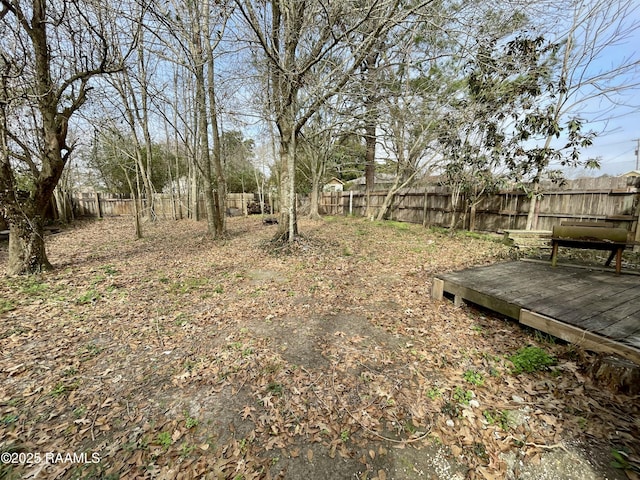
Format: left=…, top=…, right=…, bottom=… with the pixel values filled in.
left=432, top=260, right=640, bottom=364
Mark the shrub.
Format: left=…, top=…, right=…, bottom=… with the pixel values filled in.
left=508, top=346, right=555, bottom=374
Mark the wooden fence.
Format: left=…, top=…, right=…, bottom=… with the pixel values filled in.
left=319, top=176, right=640, bottom=234
left=72, top=192, right=256, bottom=219
left=69, top=176, right=640, bottom=236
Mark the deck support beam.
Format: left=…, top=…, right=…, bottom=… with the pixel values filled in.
left=431, top=262, right=640, bottom=365
left=519, top=309, right=640, bottom=365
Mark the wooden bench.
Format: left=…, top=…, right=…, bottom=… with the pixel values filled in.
left=550, top=222, right=630, bottom=274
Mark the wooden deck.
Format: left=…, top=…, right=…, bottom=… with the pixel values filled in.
left=432, top=260, right=640, bottom=364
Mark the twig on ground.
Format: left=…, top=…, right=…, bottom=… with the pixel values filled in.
left=525, top=442, right=571, bottom=454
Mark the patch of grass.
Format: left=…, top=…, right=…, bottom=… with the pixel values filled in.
left=0, top=299, right=16, bottom=314
left=51, top=381, right=79, bottom=397
left=458, top=230, right=497, bottom=242
left=403, top=420, right=417, bottom=434
left=169, top=277, right=209, bottom=294
left=508, top=346, right=556, bottom=374
left=452, top=386, right=473, bottom=405
left=0, top=325, right=29, bottom=339
left=180, top=443, right=195, bottom=458
left=0, top=459, right=20, bottom=480
left=185, top=416, right=199, bottom=429
left=174, top=313, right=189, bottom=327
left=79, top=343, right=103, bottom=360
left=76, top=289, right=100, bottom=304
left=263, top=362, right=282, bottom=375
left=534, top=330, right=556, bottom=344
left=100, top=264, right=119, bottom=275
left=610, top=448, right=632, bottom=470
left=428, top=226, right=449, bottom=236
left=342, top=246, right=353, bottom=256
left=376, top=220, right=411, bottom=232
left=242, top=347, right=254, bottom=357
left=73, top=406, right=87, bottom=418
left=18, top=277, right=49, bottom=296
left=426, top=387, right=442, bottom=400
left=156, top=431, right=172, bottom=450
left=62, top=367, right=78, bottom=377
left=340, top=430, right=350, bottom=442
left=51, top=383, right=67, bottom=397
left=483, top=409, right=512, bottom=431
left=267, top=382, right=283, bottom=396
left=1, top=414, right=18, bottom=425
left=463, top=370, right=485, bottom=386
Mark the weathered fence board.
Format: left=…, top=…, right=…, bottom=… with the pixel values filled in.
left=70, top=176, right=640, bottom=235
left=317, top=176, right=640, bottom=233
left=72, top=192, right=255, bottom=219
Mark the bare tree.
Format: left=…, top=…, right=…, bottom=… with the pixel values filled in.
left=523, top=0, right=640, bottom=229
left=0, top=0, right=125, bottom=274
left=298, top=119, right=333, bottom=221
left=235, top=0, right=436, bottom=242
left=149, top=0, right=230, bottom=238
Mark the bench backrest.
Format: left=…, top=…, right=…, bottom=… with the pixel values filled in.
left=552, top=224, right=628, bottom=242
left=560, top=221, right=614, bottom=228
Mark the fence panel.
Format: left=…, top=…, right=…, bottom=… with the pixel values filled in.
left=318, top=177, right=640, bottom=233
left=71, top=176, right=640, bottom=234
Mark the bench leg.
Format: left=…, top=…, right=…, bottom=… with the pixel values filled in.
left=551, top=242, right=559, bottom=267
left=605, top=248, right=624, bottom=274
left=605, top=250, right=616, bottom=266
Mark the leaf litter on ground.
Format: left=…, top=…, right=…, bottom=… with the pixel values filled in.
left=0, top=215, right=638, bottom=479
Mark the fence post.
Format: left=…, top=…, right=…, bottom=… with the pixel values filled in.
left=349, top=191, right=353, bottom=216
left=422, top=190, right=428, bottom=227
left=95, top=192, right=102, bottom=218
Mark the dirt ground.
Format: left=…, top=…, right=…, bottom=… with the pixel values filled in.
left=0, top=215, right=638, bottom=480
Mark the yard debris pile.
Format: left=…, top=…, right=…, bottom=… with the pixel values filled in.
left=0, top=216, right=638, bottom=480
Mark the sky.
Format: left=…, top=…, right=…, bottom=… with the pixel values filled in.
left=574, top=105, right=640, bottom=176
left=559, top=3, right=640, bottom=177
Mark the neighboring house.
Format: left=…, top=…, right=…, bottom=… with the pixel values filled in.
left=347, top=173, right=397, bottom=191
left=323, top=177, right=345, bottom=192
left=620, top=170, right=640, bottom=177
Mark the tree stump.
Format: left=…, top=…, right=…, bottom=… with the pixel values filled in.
left=587, top=354, right=640, bottom=395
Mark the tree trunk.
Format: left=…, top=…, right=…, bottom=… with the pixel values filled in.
left=449, top=186, right=462, bottom=231
left=309, top=175, right=322, bottom=220
left=364, top=120, right=376, bottom=219
left=526, top=179, right=540, bottom=231
left=203, top=178, right=217, bottom=235
left=362, top=48, right=379, bottom=220
left=8, top=215, right=52, bottom=275
left=469, top=202, right=477, bottom=232
left=205, top=0, right=226, bottom=238
left=275, top=133, right=298, bottom=242
left=123, top=165, right=142, bottom=239
left=376, top=181, right=399, bottom=221
left=195, top=56, right=217, bottom=236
